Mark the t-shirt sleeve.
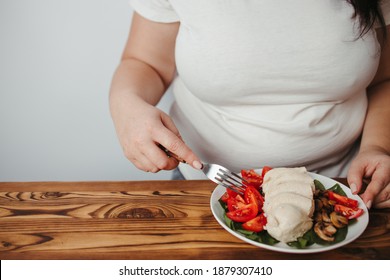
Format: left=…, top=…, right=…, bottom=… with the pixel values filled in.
left=129, top=0, right=179, bottom=23
left=381, top=1, right=390, bottom=26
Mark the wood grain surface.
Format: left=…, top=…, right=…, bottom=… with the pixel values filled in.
left=0, top=180, right=389, bottom=260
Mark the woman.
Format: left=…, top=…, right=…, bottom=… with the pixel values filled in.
left=109, top=0, right=390, bottom=208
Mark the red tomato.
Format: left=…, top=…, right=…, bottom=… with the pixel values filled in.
left=241, top=169, right=263, bottom=188
left=220, top=188, right=239, bottom=203
left=328, top=191, right=359, bottom=208
left=227, top=188, right=239, bottom=198
left=226, top=202, right=258, bottom=223
left=334, top=204, right=364, bottom=219
left=242, top=213, right=267, bottom=232
left=227, top=194, right=246, bottom=212
left=220, top=192, right=230, bottom=203
left=261, top=166, right=272, bottom=178
left=244, top=185, right=264, bottom=209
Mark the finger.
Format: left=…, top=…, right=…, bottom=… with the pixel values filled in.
left=372, top=182, right=390, bottom=206
left=135, top=158, right=161, bottom=173
left=153, top=127, right=202, bottom=170
left=373, top=199, right=390, bottom=209
left=132, top=158, right=160, bottom=173
left=130, top=148, right=161, bottom=173
left=160, top=112, right=181, bottom=138
left=161, top=136, right=202, bottom=169
left=347, top=160, right=366, bottom=195
left=360, top=174, right=387, bottom=209
left=143, top=143, right=180, bottom=171
left=133, top=136, right=179, bottom=171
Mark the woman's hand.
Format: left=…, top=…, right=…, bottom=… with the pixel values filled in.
left=112, top=97, right=201, bottom=173
left=348, top=146, right=390, bottom=209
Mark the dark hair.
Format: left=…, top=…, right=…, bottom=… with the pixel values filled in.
left=348, top=0, right=387, bottom=38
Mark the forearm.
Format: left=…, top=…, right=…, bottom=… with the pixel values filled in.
left=109, top=58, right=167, bottom=109
left=360, top=81, right=390, bottom=154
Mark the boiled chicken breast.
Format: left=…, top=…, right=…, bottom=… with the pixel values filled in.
left=266, top=204, right=313, bottom=243
left=263, top=167, right=314, bottom=193
left=264, top=192, right=314, bottom=218
left=262, top=167, right=314, bottom=243
left=264, top=181, right=314, bottom=201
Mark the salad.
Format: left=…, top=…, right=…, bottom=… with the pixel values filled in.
left=218, top=167, right=365, bottom=248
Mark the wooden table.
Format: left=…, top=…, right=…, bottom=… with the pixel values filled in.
left=0, top=179, right=389, bottom=260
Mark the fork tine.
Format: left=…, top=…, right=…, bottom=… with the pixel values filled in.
left=218, top=167, right=249, bottom=184
left=214, top=174, right=245, bottom=195
left=216, top=173, right=246, bottom=192
left=215, top=173, right=246, bottom=194
left=200, top=162, right=248, bottom=193
left=218, top=169, right=246, bottom=189
left=215, top=178, right=244, bottom=195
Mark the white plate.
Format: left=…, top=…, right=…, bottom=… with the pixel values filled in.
left=210, top=171, right=369, bottom=254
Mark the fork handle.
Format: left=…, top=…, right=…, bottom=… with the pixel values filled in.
left=158, top=144, right=187, bottom=163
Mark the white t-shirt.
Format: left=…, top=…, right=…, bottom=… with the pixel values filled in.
left=129, top=0, right=390, bottom=179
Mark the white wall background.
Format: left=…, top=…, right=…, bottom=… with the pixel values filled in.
left=0, top=0, right=174, bottom=181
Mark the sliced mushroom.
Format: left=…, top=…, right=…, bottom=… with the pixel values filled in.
left=321, top=209, right=331, bottom=223
left=323, top=224, right=337, bottom=236
left=320, top=197, right=330, bottom=209
left=330, top=212, right=348, bottom=228
left=314, top=222, right=335, bottom=242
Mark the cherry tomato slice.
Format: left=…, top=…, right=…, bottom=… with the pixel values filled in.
left=227, top=194, right=246, bottom=212
left=220, top=188, right=240, bottom=203
left=242, top=213, right=267, bottom=232
left=226, top=202, right=258, bottom=223
left=261, top=166, right=272, bottom=178
left=244, top=185, right=264, bottom=209
left=241, top=169, right=263, bottom=188
left=334, top=204, right=364, bottom=219
left=220, top=192, right=230, bottom=203
left=328, top=191, right=358, bottom=208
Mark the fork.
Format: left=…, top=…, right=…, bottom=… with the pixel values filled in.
left=158, top=144, right=247, bottom=195
left=201, top=162, right=247, bottom=195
